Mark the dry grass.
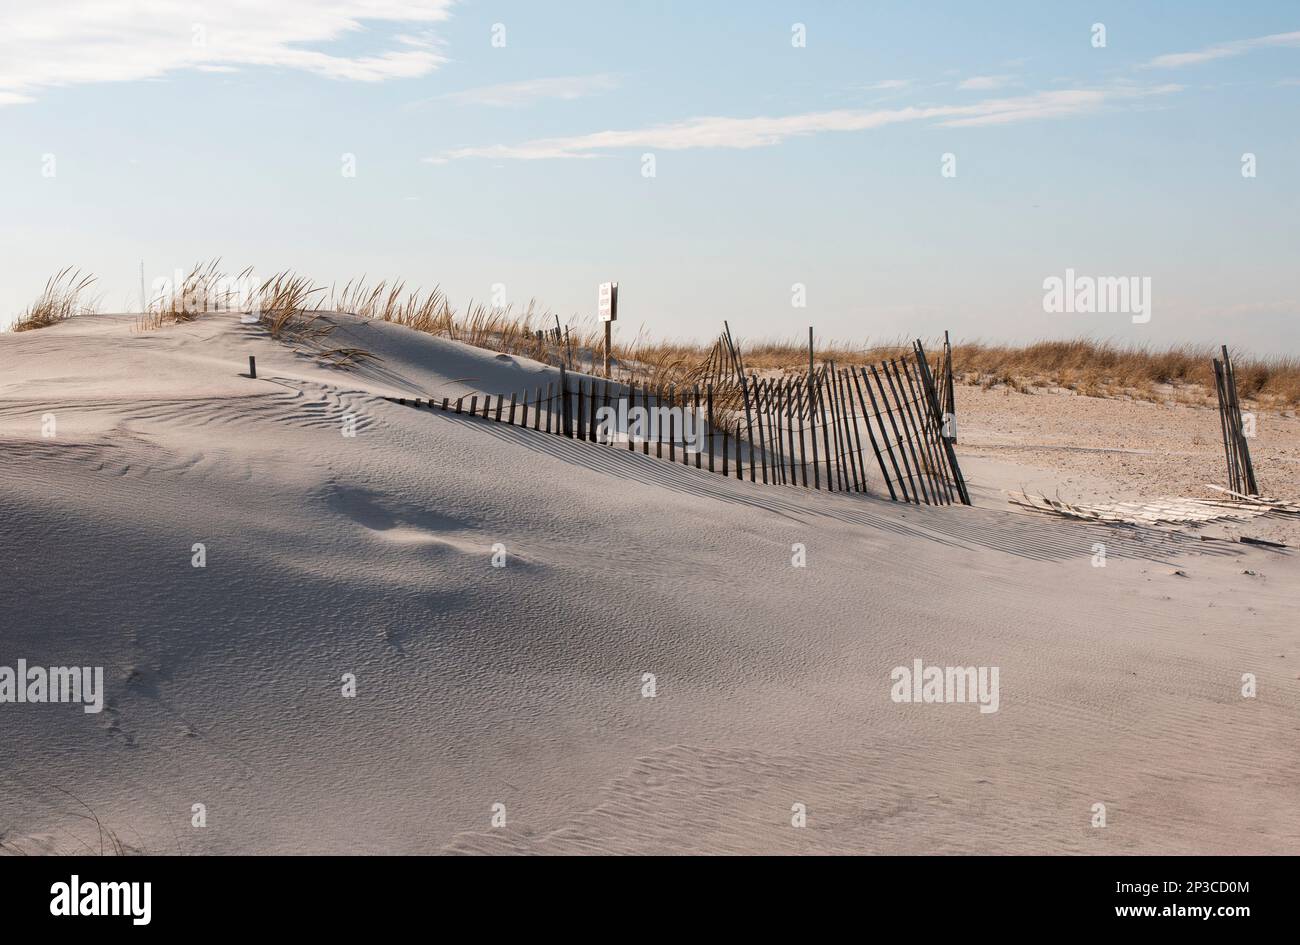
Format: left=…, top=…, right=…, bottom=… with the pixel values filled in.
left=947, top=339, right=1300, bottom=407
left=16, top=264, right=1300, bottom=405
left=13, top=268, right=98, bottom=332
left=0, top=785, right=139, bottom=856
left=165, top=259, right=249, bottom=321
left=136, top=259, right=253, bottom=331
left=615, top=334, right=1300, bottom=408
left=255, top=271, right=389, bottom=369
left=328, top=276, right=575, bottom=365
left=255, top=270, right=330, bottom=340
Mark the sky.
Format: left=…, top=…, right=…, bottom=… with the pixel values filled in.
left=1, top=1, right=1298, bottom=353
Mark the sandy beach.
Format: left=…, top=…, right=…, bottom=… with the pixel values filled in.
left=2, top=313, right=1296, bottom=855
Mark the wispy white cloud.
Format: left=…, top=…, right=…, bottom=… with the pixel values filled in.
left=957, top=74, right=1015, bottom=91
left=436, top=74, right=619, bottom=107
left=428, top=84, right=1182, bottom=162
left=0, top=1, right=456, bottom=105
left=1144, top=30, right=1300, bottom=68
left=863, top=79, right=912, bottom=91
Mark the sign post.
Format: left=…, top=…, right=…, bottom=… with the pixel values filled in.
left=599, top=281, right=618, bottom=377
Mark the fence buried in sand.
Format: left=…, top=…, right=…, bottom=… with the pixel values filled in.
left=387, top=339, right=970, bottom=507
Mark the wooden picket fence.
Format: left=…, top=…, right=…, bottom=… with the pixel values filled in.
left=387, top=338, right=969, bottom=506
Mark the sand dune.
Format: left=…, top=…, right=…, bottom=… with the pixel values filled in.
left=2, top=314, right=1297, bottom=854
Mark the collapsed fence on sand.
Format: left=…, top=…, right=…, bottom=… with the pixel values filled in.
left=387, top=339, right=970, bottom=507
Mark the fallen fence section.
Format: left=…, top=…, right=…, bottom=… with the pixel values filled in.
left=386, top=338, right=970, bottom=506
left=1007, top=491, right=1289, bottom=526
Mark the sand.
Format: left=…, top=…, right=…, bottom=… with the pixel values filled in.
left=957, top=383, right=1300, bottom=546
left=2, top=313, right=1297, bottom=855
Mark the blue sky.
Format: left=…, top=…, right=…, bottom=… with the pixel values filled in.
left=2, top=1, right=1298, bottom=352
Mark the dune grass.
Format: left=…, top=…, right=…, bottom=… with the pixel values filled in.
left=946, top=339, right=1300, bottom=406
left=614, top=335, right=1300, bottom=407
left=13, top=263, right=1300, bottom=405
left=134, top=259, right=254, bottom=331
left=12, top=268, right=98, bottom=332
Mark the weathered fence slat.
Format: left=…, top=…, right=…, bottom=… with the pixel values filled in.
left=795, top=380, right=810, bottom=488
left=1213, top=359, right=1239, bottom=494
left=899, top=360, right=948, bottom=504
left=869, top=364, right=916, bottom=503
left=784, top=380, right=799, bottom=487
left=914, top=340, right=970, bottom=505
left=840, top=369, right=867, bottom=494
left=815, top=373, right=836, bottom=491
left=884, top=359, right=932, bottom=505
left=851, top=367, right=894, bottom=500
left=806, top=378, right=820, bottom=490
left=834, top=367, right=862, bottom=493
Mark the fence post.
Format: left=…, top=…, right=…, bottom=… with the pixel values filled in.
left=642, top=384, right=650, bottom=455
left=1222, top=346, right=1259, bottom=495
left=624, top=379, right=634, bottom=449
left=600, top=379, right=611, bottom=444
left=707, top=384, right=716, bottom=472
left=1213, top=359, right=1239, bottom=494
left=651, top=386, right=660, bottom=458
left=735, top=419, right=744, bottom=480
left=559, top=366, right=571, bottom=438
left=693, top=384, right=702, bottom=469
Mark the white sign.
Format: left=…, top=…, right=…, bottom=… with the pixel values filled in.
left=598, top=281, right=618, bottom=322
